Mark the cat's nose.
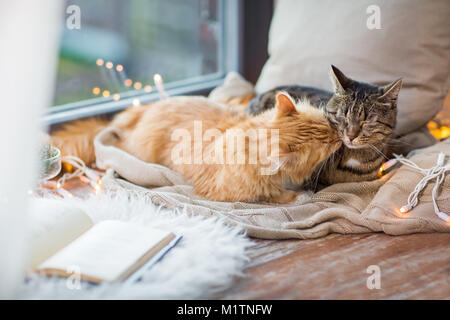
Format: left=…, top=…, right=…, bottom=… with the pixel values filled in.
left=346, top=126, right=360, bottom=141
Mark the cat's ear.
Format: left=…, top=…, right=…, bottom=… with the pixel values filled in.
left=379, top=78, right=402, bottom=102
left=275, top=92, right=297, bottom=117
left=330, top=65, right=352, bottom=94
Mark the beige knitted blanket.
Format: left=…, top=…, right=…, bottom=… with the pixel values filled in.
left=94, top=127, right=449, bottom=239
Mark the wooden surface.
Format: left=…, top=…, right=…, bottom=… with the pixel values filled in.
left=217, top=233, right=450, bottom=299
left=61, top=178, right=450, bottom=300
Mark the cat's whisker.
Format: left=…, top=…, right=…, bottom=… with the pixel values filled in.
left=315, top=158, right=327, bottom=187
left=385, top=138, right=416, bottom=147
left=369, top=144, right=389, bottom=160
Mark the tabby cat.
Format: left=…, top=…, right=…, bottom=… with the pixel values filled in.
left=246, top=65, right=402, bottom=188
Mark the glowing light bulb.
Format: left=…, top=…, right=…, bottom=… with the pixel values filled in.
left=96, top=59, right=104, bottom=66
left=102, top=90, right=110, bottom=97
left=441, top=127, right=450, bottom=139
left=399, top=206, right=408, bottom=214
left=94, top=179, right=102, bottom=195
left=115, top=64, right=123, bottom=72
left=379, top=159, right=398, bottom=177
left=144, top=85, right=152, bottom=92
left=92, top=87, right=101, bottom=95
left=153, top=73, right=167, bottom=99
left=124, top=79, right=133, bottom=87
left=105, top=61, right=113, bottom=69
left=56, top=182, right=61, bottom=189
left=132, top=98, right=141, bottom=107
left=113, top=93, right=120, bottom=101
left=378, top=167, right=384, bottom=177
left=154, top=73, right=162, bottom=84
left=134, top=82, right=142, bottom=90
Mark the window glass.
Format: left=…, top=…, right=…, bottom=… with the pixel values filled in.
left=54, top=0, right=223, bottom=106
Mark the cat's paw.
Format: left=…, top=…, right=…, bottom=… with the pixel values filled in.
left=271, top=190, right=298, bottom=204
left=297, top=190, right=313, bottom=203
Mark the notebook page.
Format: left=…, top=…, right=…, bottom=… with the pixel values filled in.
left=38, top=220, right=172, bottom=282
left=29, top=198, right=93, bottom=269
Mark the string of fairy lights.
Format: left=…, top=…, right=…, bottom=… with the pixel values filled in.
left=378, top=152, right=450, bottom=225
left=35, top=156, right=102, bottom=198
left=34, top=149, right=448, bottom=226
left=92, top=58, right=167, bottom=105
left=30, top=58, right=170, bottom=199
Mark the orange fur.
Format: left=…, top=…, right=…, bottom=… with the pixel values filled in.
left=51, top=94, right=340, bottom=203
left=50, top=117, right=110, bottom=165
left=118, top=94, right=341, bottom=203
left=50, top=106, right=147, bottom=165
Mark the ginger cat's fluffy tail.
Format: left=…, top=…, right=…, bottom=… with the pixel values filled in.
left=50, top=106, right=146, bottom=165
left=50, top=117, right=110, bottom=165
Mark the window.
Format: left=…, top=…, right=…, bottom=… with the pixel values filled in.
left=46, top=0, right=239, bottom=124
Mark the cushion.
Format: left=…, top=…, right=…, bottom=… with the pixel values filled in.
left=255, top=0, right=450, bottom=136
left=209, top=71, right=254, bottom=108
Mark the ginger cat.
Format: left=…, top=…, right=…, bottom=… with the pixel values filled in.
left=52, top=93, right=341, bottom=203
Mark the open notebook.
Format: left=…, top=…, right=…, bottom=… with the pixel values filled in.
left=29, top=199, right=181, bottom=283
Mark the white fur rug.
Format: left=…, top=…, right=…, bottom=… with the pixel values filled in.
left=19, top=189, right=253, bottom=299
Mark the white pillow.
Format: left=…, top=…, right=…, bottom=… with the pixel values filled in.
left=256, top=0, right=450, bottom=136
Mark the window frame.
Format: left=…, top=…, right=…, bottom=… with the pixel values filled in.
left=44, top=0, right=242, bottom=125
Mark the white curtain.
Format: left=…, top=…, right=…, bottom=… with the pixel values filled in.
left=0, top=0, right=62, bottom=298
